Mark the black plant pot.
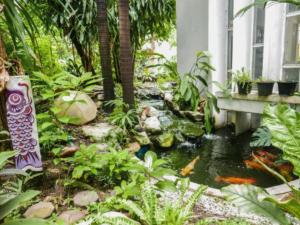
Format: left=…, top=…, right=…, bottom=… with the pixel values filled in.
left=278, top=82, right=298, bottom=96
left=257, top=82, right=274, bottom=96
left=237, top=82, right=252, bottom=95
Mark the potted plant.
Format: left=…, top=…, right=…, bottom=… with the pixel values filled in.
left=255, top=77, right=275, bottom=96
left=277, top=80, right=298, bottom=96
left=233, top=68, right=252, bottom=95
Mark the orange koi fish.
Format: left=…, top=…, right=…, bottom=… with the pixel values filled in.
left=244, top=159, right=269, bottom=173
left=180, top=156, right=200, bottom=177
left=256, top=150, right=277, bottom=161
left=215, top=176, right=256, bottom=185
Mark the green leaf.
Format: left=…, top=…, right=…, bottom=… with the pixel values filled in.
left=1, top=219, right=50, bottom=225
left=222, top=185, right=290, bottom=225
left=0, top=190, right=40, bottom=220
left=155, top=180, right=177, bottom=192
left=0, top=151, right=16, bottom=170
left=264, top=196, right=300, bottom=220
left=250, top=126, right=272, bottom=148
left=262, top=104, right=300, bottom=176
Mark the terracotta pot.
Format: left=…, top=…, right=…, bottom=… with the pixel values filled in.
left=6, top=75, right=42, bottom=171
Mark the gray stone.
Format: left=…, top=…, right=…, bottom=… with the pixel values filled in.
left=95, top=143, right=109, bottom=152
left=58, top=210, right=87, bottom=224
left=156, top=132, right=175, bottom=148
left=82, top=123, right=121, bottom=142
left=135, top=132, right=151, bottom=145
left=24, top=202, right=54, bottom=219
left=125, top=142, right=141, bottom=153
left=73, top=191, right=98, bottom=207
left=144, top=117, right=161, bottom=134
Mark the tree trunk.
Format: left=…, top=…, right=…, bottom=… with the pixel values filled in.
left=0, top=35, right=11, bottom=151
left=69, top=33, right=96, bottom=75
left=96, top=0, right=115, bottom=111
left=118, top=0, right=134, bottom=108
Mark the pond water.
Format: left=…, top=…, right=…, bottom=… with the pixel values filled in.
left=141, top=99, right=283, bottom=189
left=158, top=127, right=282, bottom=189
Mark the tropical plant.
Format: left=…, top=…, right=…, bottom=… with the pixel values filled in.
left=222, top=185, right=291, bottom=225
left=232, top=68, right=251, bottom=87
left=0, top=151, right=44, bottom=224
left=262, top=104, right=300, bottom=176
left=116, top=180, right=206, bottom=225
left=196, top=218, right=252, bottom=225
left=106, top=99, right=139, bottom=131
left=236, top=0, right=300, bottom=18
left=250, top=126, right=272, bottom=148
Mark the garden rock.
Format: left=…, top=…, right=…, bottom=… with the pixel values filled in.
left=55, top=91, right=97, bottom=125
left=135, top=132, right=151, bottom=145
left=156, top=132, right=174, bottom=148
left=73, top=191, right=99, bottom=207
left=179, top=121, right=204, bottom=138
left=144, top=117, right=161, bottom=134
left=95, top=143, right=109, bottom=152
left=125, top=142, right=141, bottom=153
left=82, top=123, right=122, bottom=142
left=60, top=145, right=80, bottom=157
left=141, top=106, right=159, bottom=120
left=24, top=202, right=54, bottom=219
left=58, top=210, right=87, bottom=224
left=183, top=111, right=204, bottom=122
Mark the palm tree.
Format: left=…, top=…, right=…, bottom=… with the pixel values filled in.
left=118, top=0, right=135, bottom=108
left=236, top=0, right=300, bottom=17
left=96, top=0, right=115, bottom=111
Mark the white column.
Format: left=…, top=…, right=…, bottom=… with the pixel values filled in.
left=231, top=0, right=253, bottom=134
left=232, top=0, right=253, bottom=71
left=263, top=3, right=286, bottom=81
left=209, top=0, right=228, bottom=128
left=209, top=0, right=228, bottom=93
left=176, top=0, right=209, bottom=74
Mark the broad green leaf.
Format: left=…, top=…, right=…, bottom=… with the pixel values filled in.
left=0, top=151, right=16, bottom=170
left=264, top=196, right=300, bottom=220
left=222, top=185, right=290, bottom=225
left=250, top=126, right=272, bottom=148
left=1, top=218, right=50, bottom=225
left=0, top=190, right=40, bottom=220
left=262, top=104, right=300, bottom=176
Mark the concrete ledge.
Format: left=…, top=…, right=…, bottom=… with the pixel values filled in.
left=265, top=179, right=300, bottom=196
left=217, top=92, right=300, bottom=114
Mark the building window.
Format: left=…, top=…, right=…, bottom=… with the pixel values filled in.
left=283, top=4, right=300, bottom=86
left=252, top=6, right=265, bottom=79
left=227, top=0, right=234, bottom=81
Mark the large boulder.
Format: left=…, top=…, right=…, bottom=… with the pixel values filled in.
left=82, top=123, right=123, bottom=142
left=156, top=132, right=174, bottom=148
left=24, top=202, right=54, bottom=219
left=144, top=117, right=161, bottom=134
left=55, top=91, right=97, bottom=125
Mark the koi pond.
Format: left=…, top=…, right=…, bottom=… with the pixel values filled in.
left=140, top=99, right=291, bottom=189
left=158, top=128, right=283, bottom=189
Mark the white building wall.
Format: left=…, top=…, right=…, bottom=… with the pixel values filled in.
left=176, top=0, right=209, bottom=74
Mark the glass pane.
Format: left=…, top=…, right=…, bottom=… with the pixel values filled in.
left=283, top=68, right=299, bottom=82
left=253, top=47, right=264, bottom=79
left=228, top=0, right=234, bottom=29
left=254, top=7, right=265, bottom=44
left=227, top=30, right=233, bottom=81
left=284, top=20, right=299, bottom=64
left=288, top=4, right=300, bottom=13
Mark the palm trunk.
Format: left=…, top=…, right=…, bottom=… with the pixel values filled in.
left=96, top=0, right=115, bottom=111
left=119, top=0, right=134, bottom=108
